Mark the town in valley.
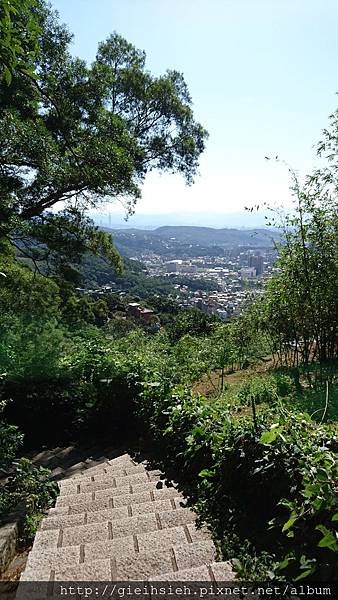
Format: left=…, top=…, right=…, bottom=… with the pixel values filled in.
left=78, top=223, right=280, bottom=327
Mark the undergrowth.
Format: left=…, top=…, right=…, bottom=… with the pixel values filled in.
left=134, top=372, right=338, bottom=581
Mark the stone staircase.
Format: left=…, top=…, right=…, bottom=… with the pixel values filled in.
left=19, top=452, right=234, bottom=582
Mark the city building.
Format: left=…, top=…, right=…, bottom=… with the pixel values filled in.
left=126, top=303, right=155, bottom=323
left=165, top=260, right=197, bottom=274
left=240, top=267, right=257, bottom=280
left=249, top=254, right=264, bottom=275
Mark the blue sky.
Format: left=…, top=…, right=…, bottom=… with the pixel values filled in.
left=52, top=0, right=338, bottom=225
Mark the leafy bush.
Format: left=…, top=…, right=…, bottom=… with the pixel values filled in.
left=237, top=377, right=278, bottom=406
left=236, top=374, right=294, bottom=408
left=0, top=458, right=58, bottom=542
left=267, top=416, right=338, bottom=580
left=133, top=381, right=338, bottom=581
left=208, top=414, right=337, bottom=580
left=0, top=305, right=336, bottom=579
left=0, top=421, right=23, bottom=472
left=166, top=310, right=217, bottom=343
left=0, top=315, right=66, bottom=378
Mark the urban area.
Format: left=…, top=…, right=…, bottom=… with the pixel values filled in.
left=78, top=224, right=279, bottom=327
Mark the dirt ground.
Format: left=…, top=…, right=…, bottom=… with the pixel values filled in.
left=193, top=356, right=274, bottom=397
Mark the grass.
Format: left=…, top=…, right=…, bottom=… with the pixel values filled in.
left=197, top=360, right=338, bottom=424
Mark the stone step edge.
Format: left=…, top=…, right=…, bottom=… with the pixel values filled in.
left=58, top=461, right=136, bottom=481
left=29, top=523, right=212, bottom=563
left=58, top=469, right=163, bottom=491
left=58, top=470, right=143, bottom=487
left=54, top=458, right=138, bottom=482
left=47, top=495, right=186, bottom=519
left=55, top=483, right=181, bottom=510
left=149, top=561, right=235, bottom=582
left=39, top=504, right=196, bottom=533
left=38, top=508, right=198, bottom=546
left=26, top=539, right=217, bottom=571
left=49, top=492, right=185, bottom=520
left=22, top=558, right=235, bottom=583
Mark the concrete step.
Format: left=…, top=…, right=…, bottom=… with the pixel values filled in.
left=55, top=483, right=181, bottom=514
left=107, top=454, right=137, bottom=467
left=149, top=561, right=234, bottom=582
left=58, top=457, right=137, bottom=480
left=23, top=559, right=234, bottom=584
left=48, top=495, right=181, bottom=518
left=48, top=496, right=173, bottom=519
left=115, top=539, right=217, bottom=579
left=20, top=451, right=235, bottom=583
left=58, top=466, right=160, bottom=494
left=31, top=447, right=63, bottom=467
left=26, top=540, right=218, bottom=581
left=40, top=506, right=198, bottom=547
left=40, top=505, right=196, bottom=533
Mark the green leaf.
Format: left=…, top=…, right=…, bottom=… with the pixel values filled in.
left=316, top=525, right=338, bottom=551
left=317, top=532, right=338, bottom=551
left=277, top=558, right=289, bottom=570
left=260, top=428, right=281, bottom=444
left=230, top=558, right=242, bottom=573
left=198, top=469, right=214, bottom=479
left=3, top=67, right=12, bottom=85
left=294, top=568, right=314, bottom=581
left=282, top=514, right=297, bottom=532
left=332, top=513, right=338, bottom=522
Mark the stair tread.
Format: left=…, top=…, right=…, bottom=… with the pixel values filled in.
left=20, top=451, right=235, bottom=583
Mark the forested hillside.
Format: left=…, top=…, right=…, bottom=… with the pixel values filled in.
left=0, top=0, right=337, bottom=584
left=105, top=225, right=278, bottom=257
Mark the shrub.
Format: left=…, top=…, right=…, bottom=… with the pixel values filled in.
left=133, top=382, right=338, bottom=581
left=0, top=458, right=58, bottom=542
left=237, top=376, right=279, bottom=406
left=0, top=420, right=23, bottom=472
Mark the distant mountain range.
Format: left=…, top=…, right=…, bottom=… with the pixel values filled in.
left=103, top=225, right=279, bottom=258
left=92, top=210, right=270, bottom=230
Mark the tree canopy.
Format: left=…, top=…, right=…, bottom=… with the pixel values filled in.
left=0, top=0, right=41, bottom=84
left=0, top=0, right=207, bottom=275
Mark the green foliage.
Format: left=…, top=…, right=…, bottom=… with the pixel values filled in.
left=229, top=306, right=271, bottom=368
left=0, top=2, right=207, bottom=274
left=237, top=376, right=280, bottom=407
left=258, top=174, right=338, bottom=368
left=62, top=295, right=109, bottom=327
left=0, top=284, right=336, bottom=579
left=0, top=421, right=23, bottom=472
left=0, top=393, right=24, bottom=473
left=0, top=378, right=57, bottom=543
left=0, top=315, right=66, bottom=378
left=274, top=416, right=338, bottom=579
left=2, top=375, right=98, bottom=447
left=173, top=335, right=216, bottom=382
left=131, top=379, right=338, bottom=580
left=6, top=458, right=57, bottom=511
left=0, top=255, right=61, bottom=319
left=167, top=309, right=217, bottom=343
left=0, top=458, right=58, bottom=542
left=79, top=255, right=143, bottom=289
left=0, top=0, right=41, bottom=84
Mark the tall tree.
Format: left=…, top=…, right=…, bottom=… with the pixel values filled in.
left=258, top=169, right=338, bottom=368
left=0, top=1, right=208, bottom=275
left=0, top=0, right=40, bottom=84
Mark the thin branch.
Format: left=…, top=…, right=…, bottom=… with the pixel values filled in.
left=9, top=238, right=44, bottom=276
